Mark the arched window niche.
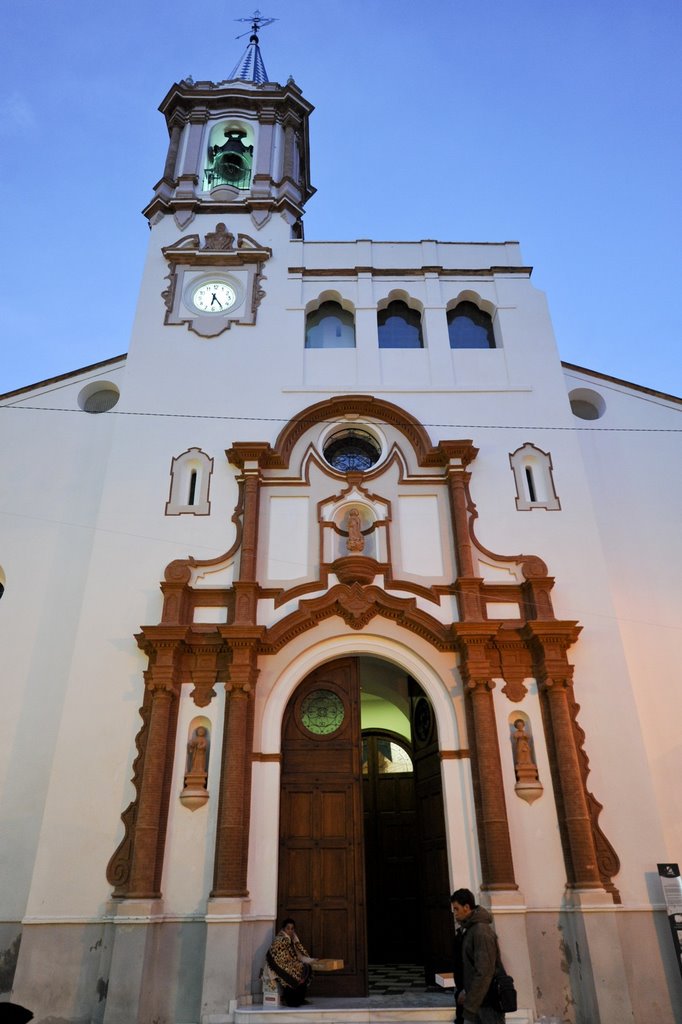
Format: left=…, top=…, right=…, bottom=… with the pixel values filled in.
left=509, top=442, right=560, bottom=511
left=377, top=296, right=424, bottom=349
left=166, top=447, right=214, bottom=516
left=78, top=380, right=120, bottom=413
left=447, top=299, right=496, bottom=349
left=333, top=502, right=377, bottom=559
left=568, top=387, right=606, bottom=421
left=204, top=120, right=254, bottom=191
left=305, top=297, right=356, bottom=349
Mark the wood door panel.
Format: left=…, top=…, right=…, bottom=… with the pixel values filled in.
left=286, top=849, right=314, bottom=898
left=279, top=659, right=367, bottom=996
left=377, top=775, right=414, bottom=811
left=362, top=734, right=420, bottom=963
left=319, top=907, right=354, bottom=963
left=412, top=692, right=452, bottom=979
left=319, top=847, right=349, bottom=898
left=284, top=789, right=315, bottom=835
left=283, top=747, right=355, bottom=774
left=320, top=789, right=351, bottom=836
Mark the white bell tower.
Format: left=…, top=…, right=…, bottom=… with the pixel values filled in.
left=142, top=12, right=314, bottom=236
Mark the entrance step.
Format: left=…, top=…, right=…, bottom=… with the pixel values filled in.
left=234, top=1006, right=455, bottom=1024
left=231, top=1009, right=533, bottom=1024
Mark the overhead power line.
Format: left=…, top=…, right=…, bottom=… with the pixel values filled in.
left=1, top=403, right=681, bottom=433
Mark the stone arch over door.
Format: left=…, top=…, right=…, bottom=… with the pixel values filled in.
left=248, top=633, right=479, bottom=951
left=259, top=635, right=462, bottom=753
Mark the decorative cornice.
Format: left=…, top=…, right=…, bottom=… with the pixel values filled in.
left=330, top=556, right=384, bottom=586
left=157, top=79, right=315, bottom=123
left=162, top=230, right=272, bottom=268
left=433, top=440, right=480, bottom=468
left=226, top=442, right=275, bottom=469
left=288, top=266, right=532, bottom=279
left=268, top=394, right=444, bottom=470
left=260, top=583, right=454, bottom=654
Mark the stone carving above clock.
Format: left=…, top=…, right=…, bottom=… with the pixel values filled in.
left=161, top=224, right=272, bottom=337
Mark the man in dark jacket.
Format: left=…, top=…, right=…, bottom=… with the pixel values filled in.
left=450, top=888, right=504, bottom=1024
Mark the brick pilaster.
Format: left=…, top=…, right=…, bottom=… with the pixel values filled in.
left=542, top=677, right=602, bottom=888
left=211, top=643, right=258, bottom=896
left=127, top=643, right=181, bottom=897
left=456, top=626, right=517, bottom=890
left=525, top=622, right=603, bottom=890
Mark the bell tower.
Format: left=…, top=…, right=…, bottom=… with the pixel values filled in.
left=142, top=12, right=315, bottom=235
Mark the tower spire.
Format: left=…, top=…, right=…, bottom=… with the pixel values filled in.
left=229, top=9, right=277, bottom=84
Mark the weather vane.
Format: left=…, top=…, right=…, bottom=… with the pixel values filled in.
left=229, top=9, right=276, bottom=83
left=235, top=10, right=277, bottom=42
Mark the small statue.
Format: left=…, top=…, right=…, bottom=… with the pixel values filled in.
left=346, top=508, right=364, bottom=553
left=186, top=726, right=209, bottom=785
left=512, top=719, right=538, bottom=783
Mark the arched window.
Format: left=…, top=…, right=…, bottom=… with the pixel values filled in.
left=377, top=300, right=423, bottom=349
left=166, top=447, right=214, bottom=516
left=447, top=301, right=496, bottom=349
left=509, top=443, right=560, bottom=511
left=204, top=122, right=254, bottom=191
left=305, top=301, right=356, bottom=349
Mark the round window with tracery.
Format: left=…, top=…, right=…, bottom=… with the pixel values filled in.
left=323, top=428, right=382, bottom=472
left=300, top=690, right=345, bottom=736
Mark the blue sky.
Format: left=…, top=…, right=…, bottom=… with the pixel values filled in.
left=1, top=0, right=681, bottom=396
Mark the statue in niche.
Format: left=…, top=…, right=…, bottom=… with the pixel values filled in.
left=512, top=719, right=538, bottom=783
left=186, top=726, right=209, bottom=787
left=346, top=507, right=365, bottom=553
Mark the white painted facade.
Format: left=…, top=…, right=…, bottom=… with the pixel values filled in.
left=0, top=71, right=681, bottom=1024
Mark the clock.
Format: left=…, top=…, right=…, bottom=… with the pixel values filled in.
left=163, top=227, right=271, bottom=337
left=191, top=280, right=237, bottom=314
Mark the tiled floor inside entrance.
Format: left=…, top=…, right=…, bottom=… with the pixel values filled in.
left=368, top=964, right=442, bottom=996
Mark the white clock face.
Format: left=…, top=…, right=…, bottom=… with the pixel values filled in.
left=192, top=280, right=237, bottom=314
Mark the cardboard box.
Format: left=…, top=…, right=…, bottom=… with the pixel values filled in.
left=312, top=958, right=344, bottom=971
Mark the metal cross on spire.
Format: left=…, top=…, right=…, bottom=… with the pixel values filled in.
left=229, top=9, right=277, bottom=84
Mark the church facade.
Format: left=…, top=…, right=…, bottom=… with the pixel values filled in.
left=1, top=48, right=681, bottom=1024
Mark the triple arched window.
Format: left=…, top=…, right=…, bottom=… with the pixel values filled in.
left=304, top=298, right=496, bottom=349
left=447, top=301, right=496, bottom=349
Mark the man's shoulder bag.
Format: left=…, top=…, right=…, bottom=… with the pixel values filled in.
left=488, top=963, right=517, bottom=1014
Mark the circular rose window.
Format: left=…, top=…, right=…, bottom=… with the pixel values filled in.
left=323, top=428, right=382, bottom=472
left=300, top=690, right=345, bottom=736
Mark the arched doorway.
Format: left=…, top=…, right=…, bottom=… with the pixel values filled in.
left=277, top=656, right=451, bottom=997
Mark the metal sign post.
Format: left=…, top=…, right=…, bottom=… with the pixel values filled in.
left=658, top=863, right=682, bottom=982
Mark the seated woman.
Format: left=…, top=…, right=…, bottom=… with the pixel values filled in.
left=265, top=918, right=316, bottom=1006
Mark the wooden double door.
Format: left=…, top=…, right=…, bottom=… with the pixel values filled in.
left=277, top=658, right=451, bottom=997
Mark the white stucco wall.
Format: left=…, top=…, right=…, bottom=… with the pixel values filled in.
left=0, top=198, right=679, bottom=1005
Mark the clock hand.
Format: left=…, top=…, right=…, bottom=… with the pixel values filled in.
left=210, top=292, right=223, bottom=308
